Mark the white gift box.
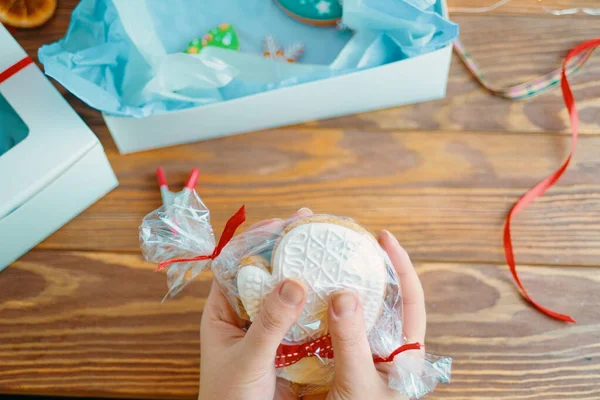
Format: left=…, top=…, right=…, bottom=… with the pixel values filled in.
left=104, top=0, right=452, bottom=154
left=0, top=25, right=118, bottom=270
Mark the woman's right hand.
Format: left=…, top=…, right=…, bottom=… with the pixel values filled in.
left=304, top=230, right=426, bottom=400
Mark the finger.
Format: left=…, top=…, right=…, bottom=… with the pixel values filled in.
left=203, top=279, right=247, bottom=329
left=301, top=394, right=327, bottom=400
left=243, top=279, right=307, bottom=358
left=245, top=218, right=285, bottom=241
left=328, top=291, right=378, bottom=388
left=248, top=218, right=284, bottom=232
left=201, top=281, right=246, bottom=349
left=290, top=207, right=313, bottom=219
left=379, top=230, right=426, bottom=345
left=234, top=218, right=285, bottom=255
left=275, top=378, right=299, bottom=400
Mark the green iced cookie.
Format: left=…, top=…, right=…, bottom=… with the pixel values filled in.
left=184, top=24, right=240, bottom=54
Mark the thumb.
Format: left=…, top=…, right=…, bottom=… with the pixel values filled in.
left=243, top=279, right=307, bottom=361
left=329, top=292, right=378, bottom=390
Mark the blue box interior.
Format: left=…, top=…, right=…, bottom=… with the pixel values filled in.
left=38, top=0, right=457, bottom=118
left=0, top=94, right=28, bottom=156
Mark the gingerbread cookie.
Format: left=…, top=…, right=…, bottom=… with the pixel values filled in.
left=275, top=0, right=342, bottom=26
left=237, top=215, right=387, bottom=344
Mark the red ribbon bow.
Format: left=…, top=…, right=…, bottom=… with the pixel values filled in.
left=504, top=38, right=600, bottom=324
left=156, top=205, right=246, bottom=272
left=275, top=334, right=421, bottom=368
left=0, top=56, right=34, bottom=84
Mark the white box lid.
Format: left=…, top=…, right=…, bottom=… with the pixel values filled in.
left=0, top=24, right=101, bottom=219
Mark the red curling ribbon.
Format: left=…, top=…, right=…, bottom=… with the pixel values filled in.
left=155, top=205, right=246, bottom=272
left=156, top=167, right=168, bottom=188
left=275, top=334, right=421, bottom=368
left=504, top=38, right=600, bottom=323
left=0, top=56, right=34, bottom=84
left=185, top=168, right=200, bottom=190
left=372, top=342, right=422, bottom=363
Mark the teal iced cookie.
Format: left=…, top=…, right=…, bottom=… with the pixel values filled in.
left=275, top=0, right=342, bottom=26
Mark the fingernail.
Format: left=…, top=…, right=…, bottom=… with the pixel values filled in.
left=298, top=207, right=312, bottom=213
left=381, top=230, right=398, bottom=245
left=332, top=291, right=357, bottom=318
left=279, top=279, right=306, bottom=306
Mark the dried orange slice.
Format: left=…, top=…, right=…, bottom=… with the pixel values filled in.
left=0, top=0, right=57, bottom=29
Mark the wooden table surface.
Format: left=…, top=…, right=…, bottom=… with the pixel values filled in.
left=2, top=1, right=600, bottom=399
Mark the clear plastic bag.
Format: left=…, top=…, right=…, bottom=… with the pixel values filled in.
left=140, top=189, right=451, bottom=397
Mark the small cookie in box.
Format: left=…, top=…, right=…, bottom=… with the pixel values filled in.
left=275, top=0, right=343, bottom=26
left=184, top=23, right=240, bottom=54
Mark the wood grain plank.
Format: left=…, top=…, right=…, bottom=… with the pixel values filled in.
left=316, top=15, right=600, bottom=135
left=3, top=2, right=599, bottom=400
left=448, top=0, right=600, bottom=16
left=30, top=128, right=600, bottom=267
left=0, top=251, right=598, bottom=399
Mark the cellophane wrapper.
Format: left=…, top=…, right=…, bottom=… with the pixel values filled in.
left=140, top=190, right=451, bottom=397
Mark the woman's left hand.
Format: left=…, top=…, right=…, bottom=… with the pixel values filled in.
left=198, top=277, right=306, bottom=400
left=198, top=209, right=313, bottom=400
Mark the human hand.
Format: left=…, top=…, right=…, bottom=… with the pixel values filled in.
left=198, top=209, right=313, bottom=400
left=304, top=230, right=426, bottom=400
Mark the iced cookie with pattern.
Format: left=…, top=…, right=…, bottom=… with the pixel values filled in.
left=237, top=215, right=387, bottom=346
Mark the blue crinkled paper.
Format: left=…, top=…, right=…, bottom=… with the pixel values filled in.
left=39, top=0, right=458, bottom=118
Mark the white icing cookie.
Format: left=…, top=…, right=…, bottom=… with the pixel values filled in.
left=237, top=265, right=275, bottom=318
left=237, top=221, right=386, bottom=344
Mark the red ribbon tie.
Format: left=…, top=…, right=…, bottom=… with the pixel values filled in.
left=156, top=205, right=246, bottom=271
left=275, top=334, right=421, bottom=368
left=504, top=38, right=600, bottom=324
left=0, top=56, right=34, bottom=84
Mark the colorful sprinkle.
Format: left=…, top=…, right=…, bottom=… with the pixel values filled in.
left=184, top=24, right=240, bottom=54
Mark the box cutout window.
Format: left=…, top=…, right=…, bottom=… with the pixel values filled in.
left=0, top=93, right=29, bottom=156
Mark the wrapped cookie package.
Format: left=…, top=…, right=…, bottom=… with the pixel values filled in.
left=140, top=189, right=451, bottom=398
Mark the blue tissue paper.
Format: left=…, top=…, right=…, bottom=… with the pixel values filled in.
left=39, top=0, right=458, bottom=118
